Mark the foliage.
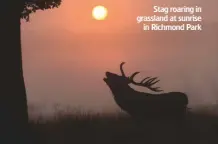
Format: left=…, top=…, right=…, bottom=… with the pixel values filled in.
left=21, top=0, right=62, bottom=21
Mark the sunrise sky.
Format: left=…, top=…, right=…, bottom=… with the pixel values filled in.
left=21, top=0, right=218, bottom=116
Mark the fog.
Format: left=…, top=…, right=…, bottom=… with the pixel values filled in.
left=21, top=23, right=218, bottom=116
left=20, top=0, right=218, bottom=116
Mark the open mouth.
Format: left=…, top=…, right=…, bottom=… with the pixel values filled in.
left=103, top=72, right=110, bottom=82
left=103, top=78, right=107, bottom=82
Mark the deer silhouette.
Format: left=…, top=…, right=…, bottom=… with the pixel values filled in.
left=103, top=62, right=189, bottom=143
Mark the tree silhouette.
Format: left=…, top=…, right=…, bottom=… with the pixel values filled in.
left=22, top=0, right=62, bottom=21
left=1, top=0, right=61, bottom=143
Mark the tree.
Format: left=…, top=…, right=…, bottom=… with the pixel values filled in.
left=22, top=0, right=62, bottom=21
left=1, top=0, right=61, bottom=143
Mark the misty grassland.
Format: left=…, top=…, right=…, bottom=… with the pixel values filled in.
left=29, top=107, right=218, bottom=144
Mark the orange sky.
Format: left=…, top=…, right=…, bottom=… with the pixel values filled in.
left=22, top=0, right=218, bottom=33
left=21, top=0, right=218, bottom=116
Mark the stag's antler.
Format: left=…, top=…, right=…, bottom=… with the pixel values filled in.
left=119, top=62, right=163, bottom=92
left=120, top=62, right=126, bottom=77
left=129, top=72, right=163, bottom=92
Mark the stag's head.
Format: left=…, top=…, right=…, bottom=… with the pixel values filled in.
left=103, top=62, right=163, bottom=92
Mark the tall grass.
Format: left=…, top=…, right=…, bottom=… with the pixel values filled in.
left=29, top=108, right=218, bottom=144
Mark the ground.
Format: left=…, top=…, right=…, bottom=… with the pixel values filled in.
left=28, top=107, right=218, bottom=144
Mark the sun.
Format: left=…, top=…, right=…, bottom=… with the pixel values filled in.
left=92, top=5, right=108, bottom=20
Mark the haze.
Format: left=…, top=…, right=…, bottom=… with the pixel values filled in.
left=21, top=0, right=218, bottom=116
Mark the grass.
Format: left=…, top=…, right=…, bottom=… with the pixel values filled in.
left=28, top=108, right=218, bottom=144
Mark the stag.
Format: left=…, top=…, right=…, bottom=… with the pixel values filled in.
left=103, top=62, right=188, bottom=143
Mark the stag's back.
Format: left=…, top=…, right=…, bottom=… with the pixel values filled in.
left=112, top=89, right=188, bottom=119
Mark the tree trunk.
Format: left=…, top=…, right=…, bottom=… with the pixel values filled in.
left=0, top=0, right=29, bottom=143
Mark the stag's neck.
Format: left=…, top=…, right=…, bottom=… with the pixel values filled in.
left=111, top=84, right=138, bottom=97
